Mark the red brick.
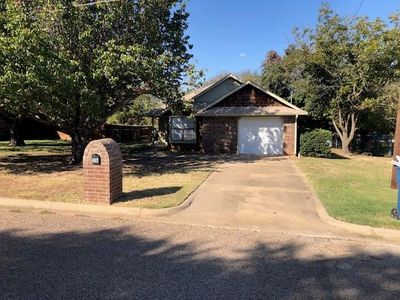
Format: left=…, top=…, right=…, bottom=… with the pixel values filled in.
left=83, top=138, right=122, bottom=204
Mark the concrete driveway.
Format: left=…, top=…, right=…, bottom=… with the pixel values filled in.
left=168, top=157, right=362, bottom=237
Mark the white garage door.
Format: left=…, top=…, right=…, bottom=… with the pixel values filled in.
left=238, top=117, right=283, bottom=155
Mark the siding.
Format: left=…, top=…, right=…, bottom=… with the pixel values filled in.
left=215, top=85, right=287, bottom=107
left=193, top=78, right=242, bottom=111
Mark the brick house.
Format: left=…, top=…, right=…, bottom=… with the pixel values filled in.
left=173, top=74, right=307, bottom=155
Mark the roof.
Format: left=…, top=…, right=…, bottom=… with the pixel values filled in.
left=183, top=74, right=242, bottom=102
left=182, top=83, right=213, bottom=102
left=197, top=106, right=307, bottom=117
left=195, top=80, right=307, bottom=117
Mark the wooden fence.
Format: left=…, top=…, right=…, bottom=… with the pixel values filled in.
left=103, top=124, right=154, bottom=143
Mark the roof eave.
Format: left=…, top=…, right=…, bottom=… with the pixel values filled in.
left=196, top=111, right=308, bottom=117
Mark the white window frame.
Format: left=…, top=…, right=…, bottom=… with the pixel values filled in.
left=169, top=117, right=197, bottom=144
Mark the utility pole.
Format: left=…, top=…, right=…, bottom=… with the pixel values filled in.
left=391, top=100, right=400, bottom=189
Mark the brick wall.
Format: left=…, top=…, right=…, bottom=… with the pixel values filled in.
left=83, top=138, right=122, bottom=204
left=198, top=116, right=296, bottom=156
left=198, top=117, right=238, bottom=154
left=283, top=116, right=296, bottom=155
left=215, top=85, right=285, bottom=107
left=198, top=84, right=297, bottom=155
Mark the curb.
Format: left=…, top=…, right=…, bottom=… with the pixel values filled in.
left=0, top=193, right=195, bottom=219
left=0, top=170, right=216, bottom=219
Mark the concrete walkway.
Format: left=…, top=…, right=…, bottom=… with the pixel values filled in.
left=167, top=157, right=398, bottom=241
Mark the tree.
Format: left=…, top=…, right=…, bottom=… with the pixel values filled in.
left=1, top=0, right=196, bottom=162
left=290, top=4, right=400, bottom=154
left=107, top=94, right=164, bottom=125
left=262, top=50, right=290, bottom=98
left=0, top=0, right=46, bottom=145
left=202, top=70, right=262, bottom=88
left=379, top=82, right=400, bottom=130
left=261, top=47, right=310, bottom=109
left=359, top=82, right=400, bottom=135
left=235, top=70, right=262, bottom=85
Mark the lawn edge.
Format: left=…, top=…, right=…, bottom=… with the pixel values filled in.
left=0, top=190, right=189, bottom=219
left=292, top=158, right=400, bottom=241
left=127, top=168, right=215, bottom=210
left=0, top=169, right=216, bottom=218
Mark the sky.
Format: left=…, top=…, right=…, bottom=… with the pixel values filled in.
left=186, top=0, right=400, bottom=79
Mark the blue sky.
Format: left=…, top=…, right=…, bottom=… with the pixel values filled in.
left=186, top=0, right=400, bottom=79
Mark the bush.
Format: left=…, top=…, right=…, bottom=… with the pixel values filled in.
left=300, top=129, right=332, bottom=157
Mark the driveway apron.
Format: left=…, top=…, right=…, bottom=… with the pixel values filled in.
left=168, top=157, right=358, bottom=237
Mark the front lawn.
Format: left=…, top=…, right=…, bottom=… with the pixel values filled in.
left=295, top=154, right=400, bottom=230
left=0, top=140, right=214, bottom=209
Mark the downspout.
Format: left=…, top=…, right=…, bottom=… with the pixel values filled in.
left=294, top=115, right=298, bottom=156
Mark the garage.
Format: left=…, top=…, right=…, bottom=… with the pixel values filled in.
left=238, top=117, right=283, bottom=155
left=188, top=76, right=307, bottom=155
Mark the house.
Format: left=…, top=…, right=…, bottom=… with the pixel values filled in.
left=170, top=74, right=307, bottom=155
left=0, top=117, right=66, bottom=141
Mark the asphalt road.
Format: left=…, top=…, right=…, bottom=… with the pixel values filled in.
left=1, top=209, right=400, bottom=299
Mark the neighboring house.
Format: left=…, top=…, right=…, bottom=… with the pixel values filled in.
left=0, top=117, right=65, bottom=141
left=0, top=118, right=8, bottom=140
left=171, top=74, right=308, bottom=155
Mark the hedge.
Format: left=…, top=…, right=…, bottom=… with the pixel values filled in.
left=300, top=129, right=332, bottom=157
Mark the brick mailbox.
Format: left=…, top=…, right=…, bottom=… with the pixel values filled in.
left=83, top=138, right=122, bottom=204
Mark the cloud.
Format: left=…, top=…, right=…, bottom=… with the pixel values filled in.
left=239, top=52, right=247, bottom=57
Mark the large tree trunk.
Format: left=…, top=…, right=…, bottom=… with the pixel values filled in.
left=69, top=93, right=87, bottom=164
left=70, top=132, right=89, bottom=164
left=332, top=109, right=358, bottom=155
left=8, top=118, right=25, bottom=146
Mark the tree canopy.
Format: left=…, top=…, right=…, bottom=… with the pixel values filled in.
left=107, top=94, right=164, bottom=126
left=0, top=0, right=197, bottom=161
left=262, top=4, right=400, bottom=154
left=0, top=0, right=48, bottom=145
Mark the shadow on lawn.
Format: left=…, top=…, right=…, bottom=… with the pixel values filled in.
left=330, top=152, right=350, bottom=160
left=123, top=151, right=275, bottom=177
left=1, top=227, right=400, bottom=298
left=0, top=146, right=281, bottom=176
left=0, top=153, right=79, bottom=174
left=117, top=186, right=182, bottom=203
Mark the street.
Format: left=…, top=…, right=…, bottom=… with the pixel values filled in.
left=1, top=209, right=400, bottom=299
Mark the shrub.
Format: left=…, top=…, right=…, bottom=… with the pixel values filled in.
left=300, top=129, right=333, bottom=157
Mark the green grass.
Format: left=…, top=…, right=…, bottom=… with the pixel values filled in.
left=0, top=139, right=70, bottom=155
left=119, top=170, right=211, bottom=209
left=0, top=140, right=154, bottom=155
left=119, top=142, right=156, bottom=155
left=295, top=155, right=400, bottom=230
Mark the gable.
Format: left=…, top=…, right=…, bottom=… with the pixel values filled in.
left=193, top=77, right=242, bottom=111
left=214, top=85, right=287, bottom=108
left=196, top=82, right=308, bottom=116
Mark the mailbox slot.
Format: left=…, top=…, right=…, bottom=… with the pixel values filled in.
left=91, top=154, right=101, bottom=165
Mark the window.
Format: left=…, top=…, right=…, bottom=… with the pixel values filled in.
left=169, top=117, right=196, bottom=144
